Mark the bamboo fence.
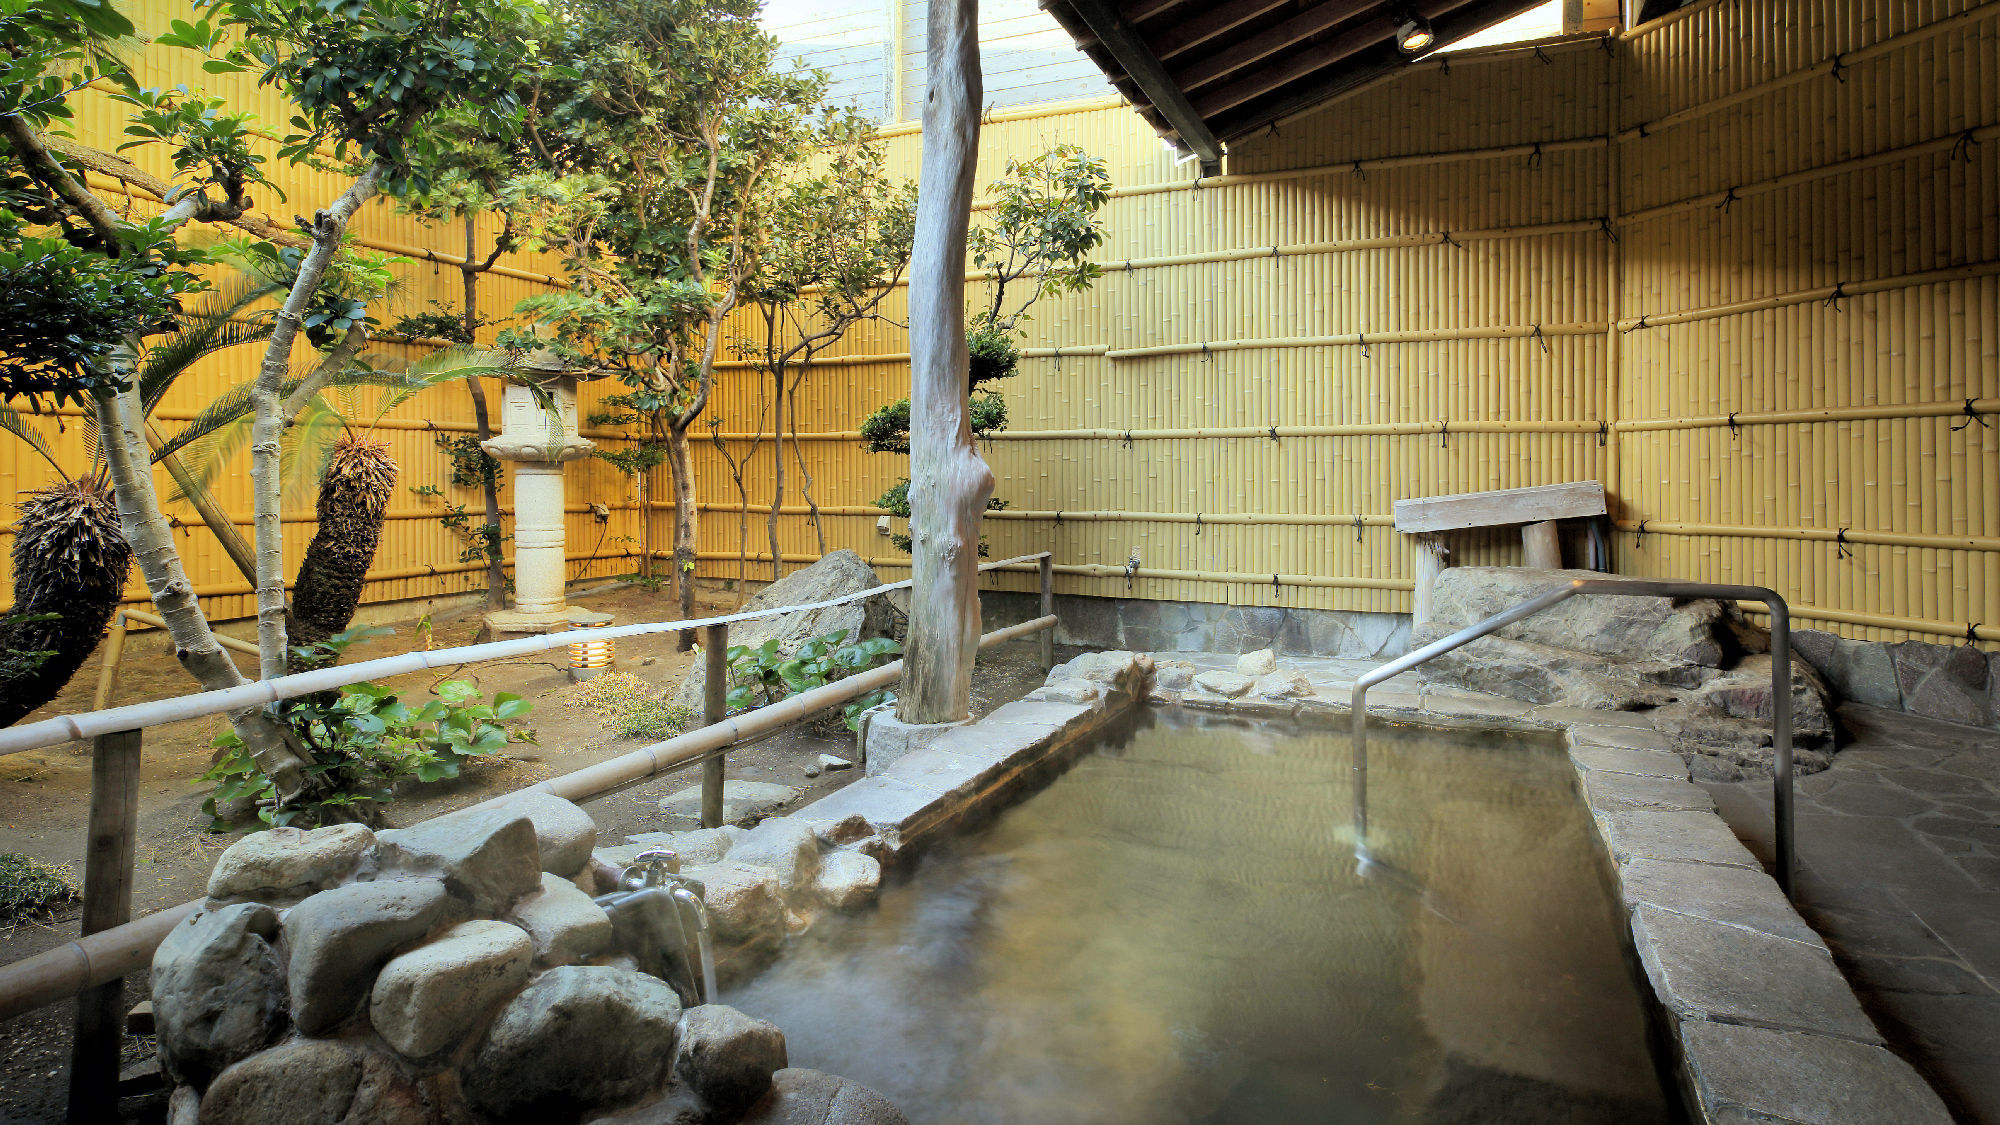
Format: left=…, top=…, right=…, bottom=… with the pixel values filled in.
left=5, top=0, right=1995, bottom=649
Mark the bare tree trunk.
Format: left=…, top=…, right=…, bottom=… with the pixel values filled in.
left=463, top=215, right=508, bottom=612
left=249, top=163, right=383, bottom=679
left=666, top=422, right=700, bottom=643
left=899, top=0, right=992, bottom=725
left=94, top=389, right=309, bottom=794
left=787, top=373, right=828, bottom=555
left=766, top=365, right=785, bottom=582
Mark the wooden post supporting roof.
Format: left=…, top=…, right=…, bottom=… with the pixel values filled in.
left=1048, top=0, right=1226, bottom=173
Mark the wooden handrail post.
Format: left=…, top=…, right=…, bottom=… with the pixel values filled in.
left=1038, top=554, right=1055, bottom=671
left=67, top=728, right=141, bottom=1123
left=701, top=623, right=728, bottom=829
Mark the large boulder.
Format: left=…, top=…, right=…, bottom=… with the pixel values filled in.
left=151, top=904, right=286, bottom=1088
left=376, top=810, right=545, bottom=912
left=671, top=551, right=892, bottom=711
left=368, top=919, right=534, bottom=1060
left=1416, top=567, right=1840, bottom=775
left=510, top=872, right=615, bottom=967
left=199, top=1040, right=365, bottom=1125
left=462, top=965, right=683, bottom=1122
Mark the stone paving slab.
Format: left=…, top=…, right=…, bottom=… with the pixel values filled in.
left=1678, top=1020, right=1953, bottom=1125
left=1568, top=724, right=1681, bottom=752
left=1617, top=859, right=1825, bottom=948
left=1597, top=810, right=1762, bottom=869
left=1631, top=903, right=1882, bottom=1043
left=1524, top=704, right=1661, bottom=729
left=1584, top=771, right=1718, bottom=815
left=1570, top=744, right=1691, bottom=779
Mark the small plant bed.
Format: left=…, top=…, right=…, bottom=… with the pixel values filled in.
left=722, top=629, right=903, bottom=735
left=0, top=853, right=78, bottom=926
left=565, top=671, right=697, bottom=740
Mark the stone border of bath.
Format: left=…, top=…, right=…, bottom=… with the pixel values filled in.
left=1147, top=650, right=1956, bottom=1125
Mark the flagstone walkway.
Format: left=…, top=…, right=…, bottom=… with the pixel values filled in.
left=1704, top=703, right=2000, bottom=1125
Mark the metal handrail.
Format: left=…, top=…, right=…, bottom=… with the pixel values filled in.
left=1349, top=578, right=1795, bottom=897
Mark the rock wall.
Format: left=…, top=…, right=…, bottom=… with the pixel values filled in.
left=153, top=793, right=905, bottom=1125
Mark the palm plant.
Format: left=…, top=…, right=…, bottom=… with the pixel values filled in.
left=0, top=415, right=130, bottom=727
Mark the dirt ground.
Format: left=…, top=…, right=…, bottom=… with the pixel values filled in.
left=0, top=581, right=1070, bottom=1124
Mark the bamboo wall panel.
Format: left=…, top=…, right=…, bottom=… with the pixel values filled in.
left=0, top=0, right=651, bottom=627
left=707, top=0, right=1997, bottom=647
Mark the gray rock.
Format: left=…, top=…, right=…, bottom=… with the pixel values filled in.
left=511, top=871, right=616, bottom=966
left=1583, top=771, right=1716, bottom=815
left=1617, top=859, right=1822, bottom=947
left=815, top=850, right=881, bottom=911
left=672, top=551, right=890, bottom=710
left=1235, top=648, right=1277, bottom=676
left=1029, top=679, right=1099, bottom=705
left=623, top=827, right=743, bottom=868
left=463, top=965, right=683, bottom=1122
left=1630, top=904, right=1881, bottom=1042
left=727, top=818, right=821, bottom=895
left=167, top=1085, right=198, bottom=1125
left=818, top=754, right=853, bottom=771
left=370, top=919, right=534, bottom=1059
left=151, top=903, right=284, bottom=1087
left=199, top=1039, right=364, bottom=1125
left=205, top=823, right=373, bottom=901
left=683, top=862, right=786, bottom=947
left=1192, top=670, right=1253, bottom=698
left=1153, top=661, right=1196, bottom=691
left=807, top=815, right=875, bottom=848
left=1253, top=672, right=1312, bottom=699
left=659, top=782, right=797, bottom=823
left=487, top=792, right=601, bottom=877
left=376, top=810, right=544, bottom=912
left=346, top=1050, right=443, bottom=1125
left=283, top=879, right=452, bottom=1035
left=1569, top=745, right=1689, bottom=779
left=1679, top=1020, right=1953, bottom=1125
left=1820, top=635, right=1902, bottom=709
left=1426, top=566, right=1739, bottom=666
left=740, top=1069, right=910, bottom=1125
left=1891, top=639, right=1992, bottom=726
left=1416, top=633, right=1690, bottom=709
left=675, top=1005, right=788, bottom=1118
left=1695, top=653, right=1837, bottom=742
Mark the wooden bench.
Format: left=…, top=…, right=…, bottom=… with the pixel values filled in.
left=1393, top=481, right=1608, bottom=623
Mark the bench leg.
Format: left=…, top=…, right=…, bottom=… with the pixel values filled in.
left=1522, top=520, right=1562, bottom=569
left=1412, top=534, right=1449, bottom=625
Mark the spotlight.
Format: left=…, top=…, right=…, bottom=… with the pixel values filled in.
left=568, top=620, right=614, bottom=680
left=1392, top=5, right=1434, bottom=53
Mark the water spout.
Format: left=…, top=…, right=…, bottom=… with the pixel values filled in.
left=672, top=885, right=718, bottom=1005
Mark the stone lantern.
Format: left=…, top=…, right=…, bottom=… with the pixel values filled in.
left=481, top=352, right=606, bottom=637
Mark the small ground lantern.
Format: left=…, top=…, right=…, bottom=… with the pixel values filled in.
left=481, top=351, right=604, bottom=638
left=566, top=609, right=616, bottom=680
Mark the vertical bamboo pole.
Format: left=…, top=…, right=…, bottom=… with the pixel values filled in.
left=1038, top=553, right=1055, bottom=670
left=701, top=624, right=727, bottom=829
left=91, top=614, right=128, bottom=713
left=66, top=728, right=141, bottom=1124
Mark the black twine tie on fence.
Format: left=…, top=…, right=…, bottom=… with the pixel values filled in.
left=1950, top=130, right=1981, bottom=163
left=1966, top=623, right=1983, bottom=646
left=1599, top=216, right=1619, bottom=243
left=1834, top=528, right=1853, bottom=559
left=1358, top=333, right=1370, bottom=358
left=1530, top=323, right=1549, bottom=354
left=425, top=248, right=440, bottom=275
left=1728, top=412, right=1740, bottom=437
left=1195, top=513, right=1204, bottom=535
left=1438, top=419, right=1449, bottom=447
left=1438, top=54, right=1450, bottom=76
left=1533, top=45, right=1553, bottom=65
left=1597, top=420, right=1609, bottom=447
left=1122, top=430, right=1134, bottom=448
left=1054, top=510, right=1063, bottom=526
left=1829, top=52, right=1847, bottom=82
left=1822, top=282, right=1847, bottom=311
left=1634, top=520, right=1649, bottom=549
left=1527, top=141, right=1544, bottom=171
left=1952, top=399, right=1990, bottom=431
left=1352, top=160, right=1367, bottom=182
left=1718, top=187, right=1740, bottom=213
left=1439, top=230, right=1463, bottom=250
left=1354, top=513, right=1364, bottom=542
left=1268, top=425, right=1280, bottom=443
left=1624, top=315, right=1650, bottom=333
